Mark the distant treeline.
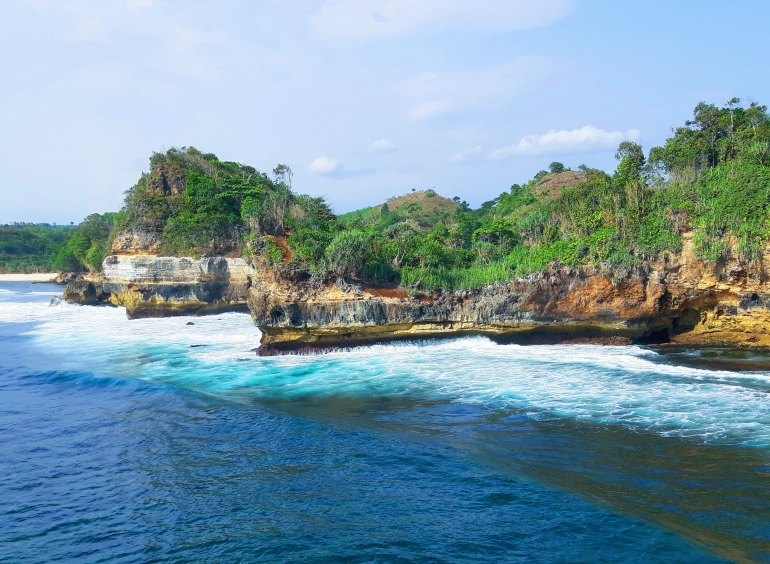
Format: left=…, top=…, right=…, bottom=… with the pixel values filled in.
left=0, top=214, right=116, bottom=273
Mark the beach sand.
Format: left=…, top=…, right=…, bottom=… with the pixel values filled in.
left=0, top=273, right=59, bottom=282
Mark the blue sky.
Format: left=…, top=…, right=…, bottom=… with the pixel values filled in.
left=1, top=0, right=768, bottom=223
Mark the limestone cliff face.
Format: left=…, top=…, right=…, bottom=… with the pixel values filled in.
left=63, top=221, right=254, bottom=317
left=100, top=255, right=254, bottom=318
left=249, top=234, right=770, bottom=354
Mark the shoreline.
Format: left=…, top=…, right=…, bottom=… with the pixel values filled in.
left=0, top=273, right=59, bottom=282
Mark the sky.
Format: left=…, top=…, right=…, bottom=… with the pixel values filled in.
left=1, top=0, right=769, bottom=224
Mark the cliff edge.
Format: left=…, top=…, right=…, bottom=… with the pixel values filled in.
left=249, top=234, right=770, bottom=354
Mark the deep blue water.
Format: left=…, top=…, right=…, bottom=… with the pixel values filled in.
left=1, top=283, right=769, bottom=563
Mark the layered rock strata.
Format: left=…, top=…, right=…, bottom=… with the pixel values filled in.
left=63, top=243, right=254, bottom=317
left=249, top=234, right=770, bottom=354
left=99, top=255, right=254, bottom=318
left=62, top=227, right=253, bottom=318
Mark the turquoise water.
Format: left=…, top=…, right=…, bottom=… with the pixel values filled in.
left=1, top=283, right=769, bottom=562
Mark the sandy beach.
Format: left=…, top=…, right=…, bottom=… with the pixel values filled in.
left=0, top=273, right=59, bottom=282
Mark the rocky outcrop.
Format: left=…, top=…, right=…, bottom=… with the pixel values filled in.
left=61, top=275, right=111, bottom=305
left=54, top=272, right=79, bottom=285
left=64, top=227, right=254, bottom=317
left=110, top=230, right=161, bottom=255
left=98, top=255, right=254, bottom=318
left=249, top=234, right=770, bottom=354
left=147, top=161, right=187, bottom=196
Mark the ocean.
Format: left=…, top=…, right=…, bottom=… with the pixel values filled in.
left=1, top=282, right=768, bottom=563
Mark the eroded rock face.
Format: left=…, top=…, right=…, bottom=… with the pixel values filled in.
left=110, top=230, right=161, bottom=255
left=148, top=161, right=186, bottom=196
left=249, top=234, right=770, bottom=354
left=64, top=255, right=255, bottom=318
left=103, top=255, right=254, bottom=318
left=61, top=276, right=110, bottom=305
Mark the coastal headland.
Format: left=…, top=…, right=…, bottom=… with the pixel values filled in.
left=59, top=99, right=770, bottom=354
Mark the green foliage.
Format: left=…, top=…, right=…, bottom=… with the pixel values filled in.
left=691, top=163, right=770, bottom=260
left=262, top=237, right=285, bottom=265
left=324, top=231, right=372, bottom=278
left=0, top=214, right=118, bottom=273
left=53, top=213, right=117, bottom=272
left=120, top=147, right=274, bottom=256
left=90, top=99, right=770, bottom=292
left=0, top=224, right=72, bottom=273
left=549, top=162, right=565, bottom=173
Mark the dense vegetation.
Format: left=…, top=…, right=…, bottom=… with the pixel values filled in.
left=7, top=99, right=769, bottom=287
left=118, top=148, right=285, bottom=256
left=0, top=224, right=72, bottom=273
left=270, top=98, right=770, bottom=291
left=0, top=214, right=115, bottom=274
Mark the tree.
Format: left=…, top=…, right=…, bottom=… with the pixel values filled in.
left=688, top=102, right=725, bottom=168
left=472, top=218, right=518, bottom=247
left=272, top=164, right=293, bottom=188
left=748, top=141, right=770, bottom=166
left=723, top=97, right=741, bottom=160
left=248, top=183, right=293, bottom=235
left=614, top=141, right=646, bottom=184
left=384, top=222, right=416, bottom=269
left=54, top=213, right=115, bottom=272
left=549, top=162, right=565, bottom=173
left=413, top=240, right=445, bottom=270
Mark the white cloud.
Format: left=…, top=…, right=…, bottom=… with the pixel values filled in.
left=370, top=138, right=395, bottom=152
left=450, top=146, right=482, bottom=162
left=488, top=126, right=642, bottom=159
left=408, top=99, right=453, bottom=120
left=403, top=57, right=560, bottom=119
left=127, top=0, right=152, bottom=10
left=310, top=0, right=571, bottom=45
left=309, top=156, right=340, bottom=174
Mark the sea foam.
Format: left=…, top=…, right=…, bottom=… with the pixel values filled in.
left=2, top=284, right=769, bottom=447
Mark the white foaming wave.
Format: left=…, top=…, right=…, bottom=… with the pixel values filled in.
left=254, top=338, right=770, bottom=445
left=4, top=298, right=770, bottom=446
left=0, top=300, right=260, bottom=366
left=307, top=336, right=770, bottom=383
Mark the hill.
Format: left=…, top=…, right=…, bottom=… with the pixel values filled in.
left=530, top=171, right=587, bottom=201
left=340, top=190, right=460, bottom=231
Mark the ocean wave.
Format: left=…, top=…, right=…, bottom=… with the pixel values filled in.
left=2, top=297, right=770, bottom=447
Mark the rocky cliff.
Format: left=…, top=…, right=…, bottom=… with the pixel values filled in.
left=63, top=254, right=254, bottom=318
left=63, top=220, right=254, bottom=318
left=249, top=234, right=770, bottom=354
left=62, top=157, right=255, bottom=317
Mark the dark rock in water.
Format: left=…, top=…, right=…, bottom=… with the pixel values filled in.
left=49, top=296, right=62, bottom=306
left=54, top=272, right=79, bottom=285
left=186, top=322, right=195, bottom=325
left=190, top=344, right=206, bottom=348
left=62, top=277, right=111, bottom=305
